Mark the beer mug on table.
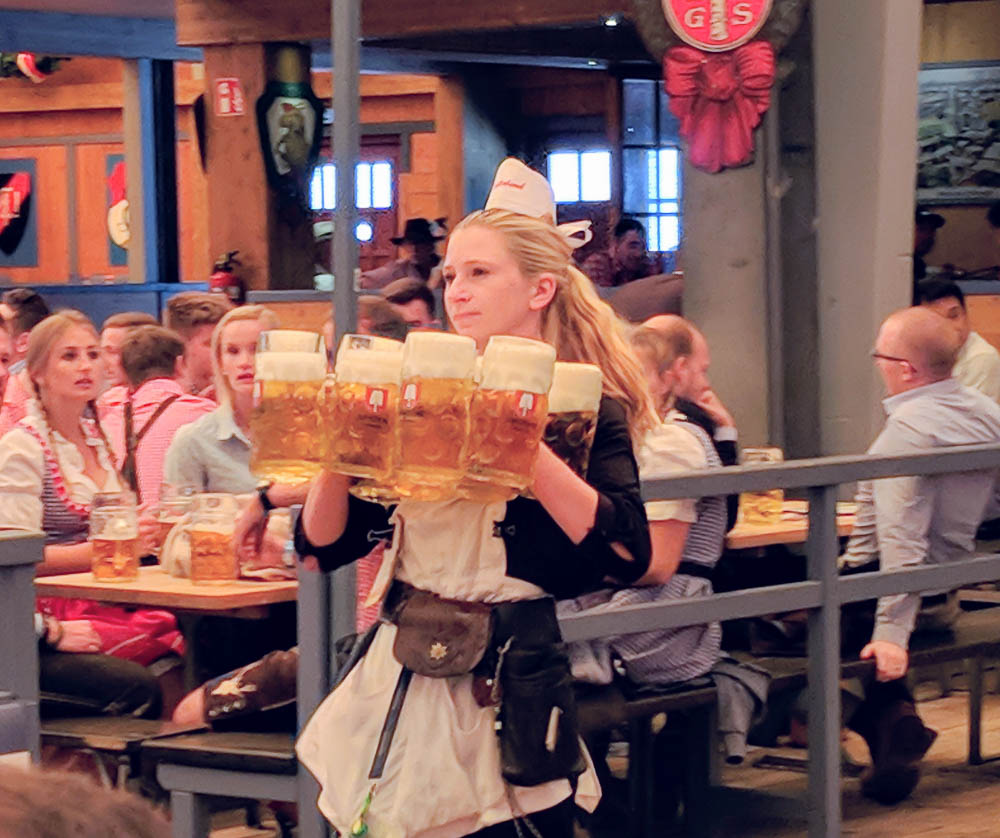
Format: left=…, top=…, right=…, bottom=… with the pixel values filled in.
left=250, top=330, right=327, bottom=484
left=394, top=331, right=477, bottom=500
left=543, top=362, right=603, bottom=478
left=189, top=493, right=239, bottom=584
left=464, top=336, right=556, bottom=499
left=738, top=447, right=784, bottom=525
left=153, top=482, right=196, bottom=557
left=325, top=334, right=403, bottom=481
left=90, top=492, right=140, bottom=582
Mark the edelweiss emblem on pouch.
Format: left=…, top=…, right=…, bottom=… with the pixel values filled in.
left=429, top=642, right=448, bottom=661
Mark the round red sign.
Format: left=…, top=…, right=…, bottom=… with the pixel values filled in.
left=661, top=0, right=772, bottom=52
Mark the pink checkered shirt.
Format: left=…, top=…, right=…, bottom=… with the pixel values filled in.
left=102, top=378, right=215, bottom=507
left=0, top=369, right=31, bottom=430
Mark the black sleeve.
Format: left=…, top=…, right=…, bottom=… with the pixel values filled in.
left=293, top=493, right=393, bottom=573
left=500, top=397, right=651, bottom=599
left=676, top=398, right=740, bottom=531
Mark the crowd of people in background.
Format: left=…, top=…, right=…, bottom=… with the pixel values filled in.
left=3, top=192, right=1000, bottom=832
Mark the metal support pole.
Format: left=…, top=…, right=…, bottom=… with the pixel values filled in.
left=805, top=485, right=841, bottom=838
left=763, top=93, right=785, bottom=449
left=0, top=534, right=44, bottom=761
left=330, top=0, right=361, bottom=652
left=297, top=566, right=331, bottom=838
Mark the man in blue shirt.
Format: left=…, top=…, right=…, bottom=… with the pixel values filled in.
left=841, top=306, right=1000, bottom=803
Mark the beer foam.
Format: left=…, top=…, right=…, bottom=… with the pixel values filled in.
left=335, top=336, right=404, bottom=385
left=255, top=351, right=328, bottom=382
left=480, top=336, right=556, bottom=394
left=401, top=332, right=477, bottom=380
left=547, top=362, right=603, bottom=413
left=260, top=329, right=323, bottom=353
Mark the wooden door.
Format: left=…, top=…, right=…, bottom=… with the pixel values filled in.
left=357, top=138, right=399, bottom=273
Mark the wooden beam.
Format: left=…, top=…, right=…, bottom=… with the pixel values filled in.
left=176, top=0, right=625, bottom=45
left=0, top=11, right=201, bottom=60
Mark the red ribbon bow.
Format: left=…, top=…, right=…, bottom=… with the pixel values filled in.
left=663, top=41, right=775, bottom=174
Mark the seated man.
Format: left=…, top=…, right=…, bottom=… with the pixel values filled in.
left=644, top=314, right=740, bottom=531
left=0, top=287, right=49, bottom=426
left=359, top=217, right=444, bottom=290
left=163, top=291, right=233, bottom=399
left=916, top=277, right=1000, bottom=402
left=840, top=306, right=1000, bottom=803
left=383, top=277, right=440, bottom=329
left=101, top=325, right=215, bottom=506
left=99, top=311, right=158, bottom=390
left=580, top=217, right=662, bottom=287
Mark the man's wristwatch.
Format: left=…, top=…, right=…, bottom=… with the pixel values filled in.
left=257, top=484, right=276, bottom=514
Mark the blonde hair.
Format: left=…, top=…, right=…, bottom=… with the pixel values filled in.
left=211, top=304, right=279, bottom=408
left=24, top=310, right=114, bottom=470
left=452, top=209, right=658, bottom=443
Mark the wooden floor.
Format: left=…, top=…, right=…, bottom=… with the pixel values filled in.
left=713, top=690, right=1000, bottom=837
left=208, top=688, right=1000, bottom=837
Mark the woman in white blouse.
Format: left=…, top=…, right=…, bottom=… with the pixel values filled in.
left=0, top=310, right=179, bottom=717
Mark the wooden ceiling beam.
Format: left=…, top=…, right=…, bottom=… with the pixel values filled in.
left=176, top=0, right=626, bottom=46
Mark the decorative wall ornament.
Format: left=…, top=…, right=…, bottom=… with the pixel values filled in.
left=0, top=159, right=38, bottom=267
left=106, top=158, right=129, bottom=264
left=631, top=0, right=806, bottom=173
left=0, top=53, right=68, bottom=83
left=255, top=81, right=324, bottom=214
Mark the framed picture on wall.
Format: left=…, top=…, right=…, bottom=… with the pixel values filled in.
left=917, top=62, right=1000, bottom=205
left=0, top=158, right=38, bottom=268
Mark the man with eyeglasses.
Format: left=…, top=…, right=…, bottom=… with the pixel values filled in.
left=839, top=306, right=1000, bottom=804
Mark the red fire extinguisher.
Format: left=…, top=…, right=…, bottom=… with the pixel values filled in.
left=209, top=251, right=244, bottom=304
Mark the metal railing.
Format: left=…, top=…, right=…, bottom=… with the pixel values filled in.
left=558, top=442, right=1000, bottom=838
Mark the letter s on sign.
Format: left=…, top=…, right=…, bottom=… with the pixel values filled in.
left=684, top=7, right=707, bottom=28
left=731, top=2, right=754, bottom=25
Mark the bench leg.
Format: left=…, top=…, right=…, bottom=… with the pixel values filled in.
left=170, top=791, right=212, bottom=838
left=627, top=719, right=653, bottom=837
left=681, top=706, right=714, bottom=838
left=968, top=656, right=984, bottom=766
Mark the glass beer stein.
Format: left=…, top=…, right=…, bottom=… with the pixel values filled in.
left=325, top=334, right=403, bottom=481
left=464, top=336, right=556, bottom=499
left=154, top=483, right=196, bottom=557
left=544, top=362, right=603, bottom=478
left=393, top=331, right=477, bottom=501
left=188, top=493, right=239, bottom=584
left=250, top=330, right=328, bottom=484
left=738, top=447, right=785, bottom=525
left=90, top=493, right=140, bottom=582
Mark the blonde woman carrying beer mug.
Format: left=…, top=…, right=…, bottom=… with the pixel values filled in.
left=296, top=159, right=655, bottom=838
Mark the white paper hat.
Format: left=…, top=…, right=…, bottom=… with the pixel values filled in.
left=483, top=158, right=593, bottom=249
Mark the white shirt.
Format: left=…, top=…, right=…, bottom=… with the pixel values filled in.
left=636, top=414, right=707, bottom=523
left=0, top=401, right=121, bottom=532
left=954, top=331, right=1000, bottom=403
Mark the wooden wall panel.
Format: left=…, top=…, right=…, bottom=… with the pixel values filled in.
left=0, top=146, right=70, bottom=285
left=74, top=142, right=128, bottom=281
left=176, top=108, right=210, bottom=283
left=434, top=78, right=466, bottom=228
left=967, top=295, right=1000, bottom=353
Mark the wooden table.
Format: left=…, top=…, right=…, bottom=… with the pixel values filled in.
left=34, top=566, right=297, bottom=619
left=725, top=500, right=856, bottom=551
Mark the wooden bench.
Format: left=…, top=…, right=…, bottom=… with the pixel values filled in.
left=40, top=717, right=201, bottom=788
left=141, top=732, right=296, bottom=838
left=575, top=608, right=1000, bottom=837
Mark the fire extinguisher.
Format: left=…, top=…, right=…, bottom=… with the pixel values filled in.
left=209, top=251, right=244, bottom=304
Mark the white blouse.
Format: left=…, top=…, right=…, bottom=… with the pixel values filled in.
left=0, top=402, right=121, bottom=532
left=636, top=415, right=707, bottom=524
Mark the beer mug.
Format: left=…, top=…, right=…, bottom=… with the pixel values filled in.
left=544, top=362, right=603, bottom=478
left=394, top=331, right=477, bottom=500
left=250, top=330, right=328, bottom=484
left=90, top=492, right=140, bottom=582
left=189, top=493, right=239, bottom=584
left=465, top=336, right=556, bottom=497
left=154, top=483, right=196, bottom=557
left=325, top=334, right=403, bottom=480
left=738, top=447, right=785, bottom=525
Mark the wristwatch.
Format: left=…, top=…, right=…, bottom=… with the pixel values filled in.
left=257, top=483, right=276, bottom=514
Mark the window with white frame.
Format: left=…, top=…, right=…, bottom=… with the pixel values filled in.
left=309, top=160, right=394, bottom=211
left=621, top=79, right=683, bottom=259
left=546, top=150, right=612, bottom=204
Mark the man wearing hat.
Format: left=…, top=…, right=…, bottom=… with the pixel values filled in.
left=912, top=208, right=945, bottom=302
left=359, top=217, right=444, bottom=290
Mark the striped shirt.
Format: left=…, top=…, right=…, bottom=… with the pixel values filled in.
left=558, top=419, right=727, bottom=686
left=101, top=378, right=215, bottom=507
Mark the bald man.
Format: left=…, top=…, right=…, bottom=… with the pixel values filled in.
left=839, top=306, right=1000, bottom=803
left=644, top=314, right=740, bottom=530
